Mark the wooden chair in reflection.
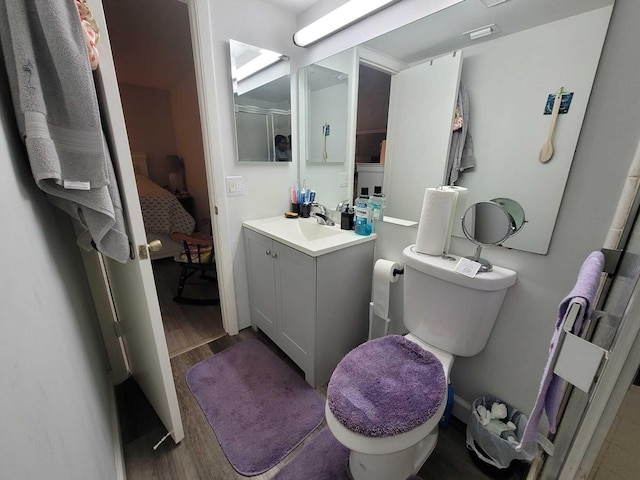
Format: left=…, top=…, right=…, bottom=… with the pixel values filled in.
left=170, top=232, right=219, bottom=305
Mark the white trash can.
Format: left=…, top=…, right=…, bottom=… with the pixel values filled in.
left=466, top=396, right=538, bottom=471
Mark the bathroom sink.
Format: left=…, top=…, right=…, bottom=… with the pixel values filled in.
left=243, top=216, right=376, bottom=257
left=297, top=218, right=342, bottom=241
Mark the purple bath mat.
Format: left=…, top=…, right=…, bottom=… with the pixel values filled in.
left=186, top=339, right=325, bottom=475
left=274, top=426, right=350, bottom=480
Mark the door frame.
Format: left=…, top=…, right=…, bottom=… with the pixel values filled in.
left=556, top=184, right=640, bottom=478
left=185, top=0, right=239, bottom=335
left=542, top=138, right=640, bottom=478
left=565, top=303, right=640, bottom=479
left=91, top=0, right=241, bottom=373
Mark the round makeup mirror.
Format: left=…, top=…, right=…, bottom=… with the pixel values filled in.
left=461, top=199, right=525, bottom=272
left=491, top=197, right=527, bottom=235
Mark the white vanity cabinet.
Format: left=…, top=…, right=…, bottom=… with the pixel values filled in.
left=243, top=226, right=375, bottom=387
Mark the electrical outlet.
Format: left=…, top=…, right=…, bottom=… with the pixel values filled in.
left=226, top=176, right=244, bottom=197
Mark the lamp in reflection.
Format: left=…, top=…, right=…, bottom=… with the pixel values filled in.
left=234, top=49, right=284, bottom=82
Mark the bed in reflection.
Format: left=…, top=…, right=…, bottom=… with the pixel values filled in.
left=132, top=153, right=195, bottom=260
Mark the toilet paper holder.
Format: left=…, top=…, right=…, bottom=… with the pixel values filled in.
left=369, top=263, right=404, bottom=340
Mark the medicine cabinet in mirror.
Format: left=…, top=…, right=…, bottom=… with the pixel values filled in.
left=296, top=0, right=613, bottom=255
left=229, top=40, right=291, bottom=162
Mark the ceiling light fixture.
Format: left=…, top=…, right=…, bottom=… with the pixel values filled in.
left=293, top=0, right=397, bottom=47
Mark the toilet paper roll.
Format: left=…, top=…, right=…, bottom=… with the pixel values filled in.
left=442, top=186, right=468, bottom=253
left=415, top=187, right=458, bottom=255
left=372, top=259, right=401, bottom=319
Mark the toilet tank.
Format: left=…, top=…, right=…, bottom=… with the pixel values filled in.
left=401, top=245, right=517, bottom=357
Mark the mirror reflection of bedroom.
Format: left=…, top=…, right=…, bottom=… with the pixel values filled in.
left=103, top=0, right=225, bottom=356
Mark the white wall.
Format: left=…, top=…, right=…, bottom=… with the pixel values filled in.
left=215, top=0, right=639, bottom=422
left=452, top=0, right=640, bottom=418
left=0, top=76, right=117, bottom=479
left=371, top=0, right=640, bottom=421
left=194, top=0, right=299, bottom=329
left=197, top=0, right=640, bottom=423
left=456, top=8, right=610, bottom=255
left=195, top=0, right=420, bottom=332
left=308, top=83, right=348, bottom=163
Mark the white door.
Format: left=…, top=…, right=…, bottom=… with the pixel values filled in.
left=86, top=0, right=184, bottom=443
left=383, top=51, right=463, bottom=220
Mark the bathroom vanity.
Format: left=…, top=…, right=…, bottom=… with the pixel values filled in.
left=243, top=216, right=376, bottom=387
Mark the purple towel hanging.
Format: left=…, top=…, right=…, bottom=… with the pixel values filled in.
left=516, top=251, right=604, bottom=451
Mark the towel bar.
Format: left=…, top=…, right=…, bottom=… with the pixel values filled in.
left=553, top=302, right=609, bottom=394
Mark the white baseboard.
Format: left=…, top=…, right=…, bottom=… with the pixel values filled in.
left=108, top=373, right=127, bottom=480
left=451, top=394, right=472, bottom=424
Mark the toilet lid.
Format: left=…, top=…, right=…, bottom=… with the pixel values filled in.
left=327, top=335, right=446, bottom=438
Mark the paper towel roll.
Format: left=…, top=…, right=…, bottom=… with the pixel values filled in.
left=372, top=259, right=401, bottom=319
left=415, top=187, right=458, bottom=255
left=444, top=186, right=468, bottom=223
left=442, top=186, right=468, bottom=253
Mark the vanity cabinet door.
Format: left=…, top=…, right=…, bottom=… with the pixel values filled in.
left=244, top=229, right=277, bottom=339
left=274, top=241, right=316, bottom=383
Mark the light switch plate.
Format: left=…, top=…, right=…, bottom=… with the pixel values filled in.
left=338, top=172, right=349, bottom=187
left=226, top=176, right=244, bottom=196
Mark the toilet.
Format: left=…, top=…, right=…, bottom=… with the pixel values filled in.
left=325, top=245, right=517, bottom=480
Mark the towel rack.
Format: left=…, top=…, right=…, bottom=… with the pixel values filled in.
left=553, top=302, right=609, bottom=394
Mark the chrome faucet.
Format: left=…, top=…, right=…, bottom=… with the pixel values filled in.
left=310, top=203, right=335, bottom=225
left=311, top=212, right=335, bottom=226
left=310, top=202, right=327, bottom=216
left=336, top=199, right=350, bottom=212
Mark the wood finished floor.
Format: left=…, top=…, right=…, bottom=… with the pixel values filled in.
left=118, top=329, right=530, bottom=480
left=152, top=258, right=226, bottom=358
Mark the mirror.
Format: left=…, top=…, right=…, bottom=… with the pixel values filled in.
left=462, top=202, right=515, bottom=246
left=229, top=40, right=291, bottom=162
left=298, top=49, right=359, bottom=210
left=462, top=199, right=525, bottom=272
left=491, top=197, right=526, bottom=235
left=296, top=1, right=613, bottom=255
left=300, top=64, right=347, bottom=163
left=299, top=52, right=354, bottom=164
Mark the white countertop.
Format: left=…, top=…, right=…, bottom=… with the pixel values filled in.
left=243, top=216, right=376, bottom=257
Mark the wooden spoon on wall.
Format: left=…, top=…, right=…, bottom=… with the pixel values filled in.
left=539, top=93, right=562, bottom=163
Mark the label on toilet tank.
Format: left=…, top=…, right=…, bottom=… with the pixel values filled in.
left=454, top=258, right=481, bottom=278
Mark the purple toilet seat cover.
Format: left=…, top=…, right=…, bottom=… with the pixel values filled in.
left=327, top=335, right=446, bottom=437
